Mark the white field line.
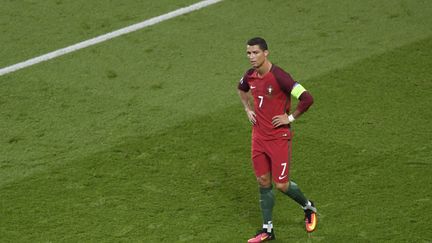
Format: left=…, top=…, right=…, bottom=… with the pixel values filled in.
left=0, top=0, right=222, bottom=77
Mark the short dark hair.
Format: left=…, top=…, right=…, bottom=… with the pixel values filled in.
left=247, top=37, right=268, bottom=51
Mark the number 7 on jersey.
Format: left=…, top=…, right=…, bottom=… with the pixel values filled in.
left=258, top=95, right=264, bottom=108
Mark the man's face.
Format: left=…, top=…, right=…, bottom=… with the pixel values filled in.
left=247, top=45, right=268, bottom=69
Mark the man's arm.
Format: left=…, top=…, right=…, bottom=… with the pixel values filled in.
left=238, top=89, right=256, bottom=125
left=271, top=68, right=314, bottom=127
left=272, top=90, right=314, bottom=127
left=291, top=91, right=314, bottom=119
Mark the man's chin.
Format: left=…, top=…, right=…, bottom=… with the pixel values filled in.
left=251, top=63, right=261, bottom=69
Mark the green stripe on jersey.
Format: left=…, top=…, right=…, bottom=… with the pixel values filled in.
left=291, top=83, right=306, bottom=99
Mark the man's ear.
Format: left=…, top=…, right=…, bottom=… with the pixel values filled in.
left=264, top=50, right=269, bottom=57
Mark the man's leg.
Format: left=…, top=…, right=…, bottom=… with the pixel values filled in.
left=270, top=139, right=309, bottom=207
left=277, top=180, right=308, bottom=207
left=248, top=141, right=276, bottom=242
left=257, top=174, right=274, bottom=231
left=248, top=173, right=276, bottom=243
left=252, top=150, right=275, bottom=230
left=275, top=181, right=318, bottom=233
left=271, top=139, right=318, bottom=232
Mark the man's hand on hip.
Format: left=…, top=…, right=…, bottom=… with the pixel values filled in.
left=272, top=113, right=291, bottom=127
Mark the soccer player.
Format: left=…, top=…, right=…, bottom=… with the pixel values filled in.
left=237, top=37, right=317, bottom=242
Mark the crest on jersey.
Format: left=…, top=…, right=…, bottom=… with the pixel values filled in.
left=267, top=85, right=273, bottom=95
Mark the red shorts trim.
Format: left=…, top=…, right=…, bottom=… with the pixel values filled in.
left=251, top=138, right=292, bottom=183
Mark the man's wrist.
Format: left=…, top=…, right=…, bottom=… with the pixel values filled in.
left=288, top=114, right=295, bottom=123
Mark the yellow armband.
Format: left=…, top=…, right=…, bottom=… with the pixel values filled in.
left=291, top=83, right=306, bottom=99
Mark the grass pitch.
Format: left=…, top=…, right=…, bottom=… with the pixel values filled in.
left=1, top=0, right=431, bottom=242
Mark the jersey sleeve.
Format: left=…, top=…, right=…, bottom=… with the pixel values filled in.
left=237, top=70, right=251, bottom=92
left=272, top=66, right=296, bottom=95
left=297, top=91, right=314, bottom=113
left=273, top=65, right=313, bottom=113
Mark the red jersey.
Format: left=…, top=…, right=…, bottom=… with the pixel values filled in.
left=238, top=65, right=297, bottom=140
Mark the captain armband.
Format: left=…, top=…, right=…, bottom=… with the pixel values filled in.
left=291, top=83, right=307, bottom=99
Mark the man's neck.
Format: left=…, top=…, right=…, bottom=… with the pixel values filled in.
left=257, top=61, right=272, bottom=76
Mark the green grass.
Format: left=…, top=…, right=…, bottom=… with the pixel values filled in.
left=1, top=0, right=431, bottom=242
left=0, top=0, right=199, bottom=67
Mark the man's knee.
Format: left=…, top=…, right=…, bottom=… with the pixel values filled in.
left=257, top=174, right=271, bottom=187
left=275, top=181, right=290, bottom=192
